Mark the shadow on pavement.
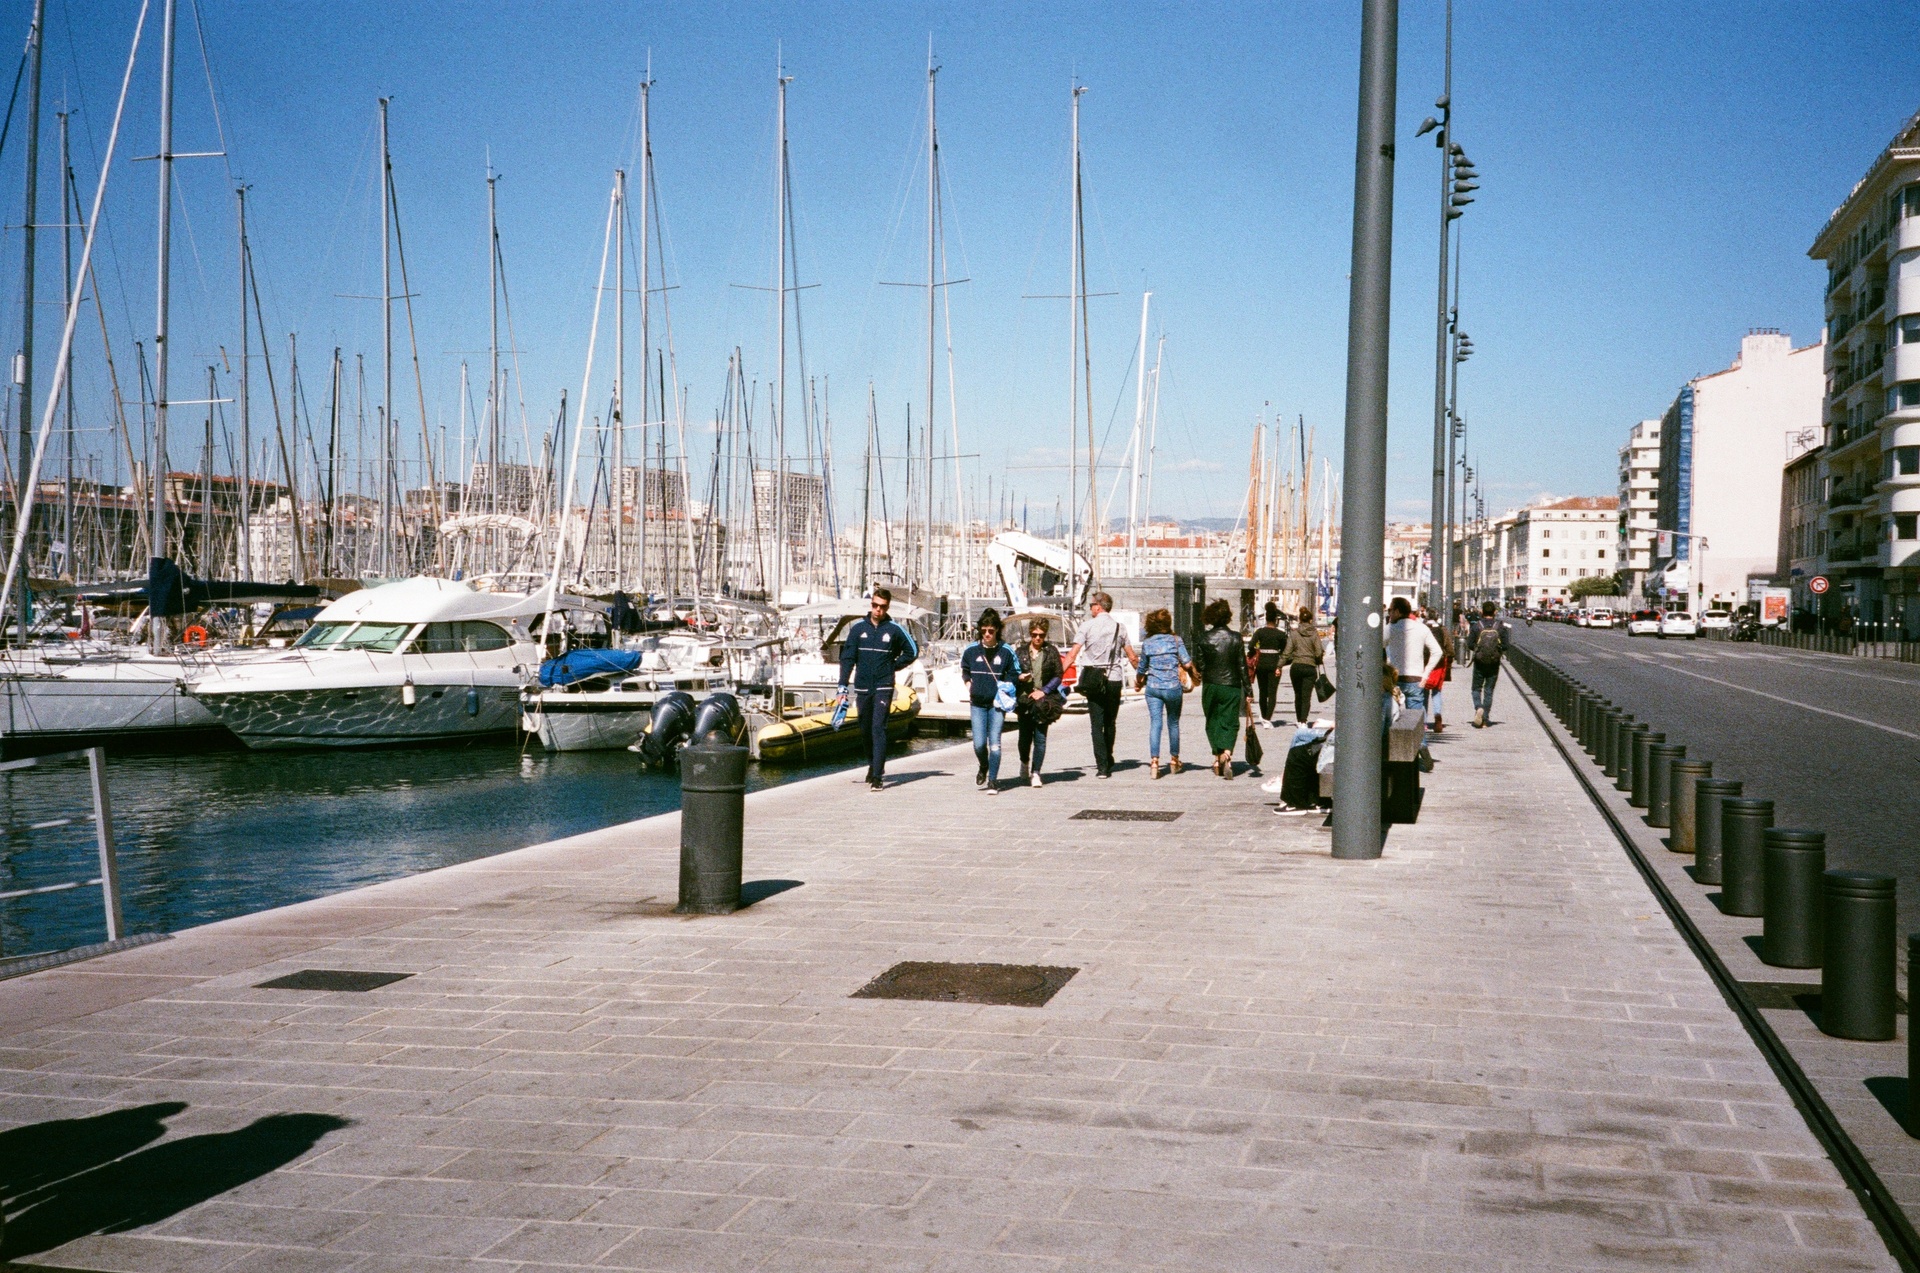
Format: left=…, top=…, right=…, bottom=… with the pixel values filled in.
left=739, top=879, right=804, bottom=907
left=0, top=1104, right=348, bottom=1262
left=1865, top=1077, right=1910, bottom=1134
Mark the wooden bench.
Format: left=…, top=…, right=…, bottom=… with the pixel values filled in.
left=1312, top=707, right=1426, bottom=823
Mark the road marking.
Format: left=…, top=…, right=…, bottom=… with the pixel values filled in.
left=1620, top=655, right=1920, bottom=740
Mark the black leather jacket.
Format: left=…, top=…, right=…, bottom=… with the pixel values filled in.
left=1197, top=625, right=1249, bottom=689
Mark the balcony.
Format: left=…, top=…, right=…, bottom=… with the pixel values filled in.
left=1830, top=534, right=1863, bottom=562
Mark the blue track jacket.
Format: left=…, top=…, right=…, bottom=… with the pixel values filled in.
left=959, top=642, right=1020, bottom=707
left=838, top=617, right=920, bottom=691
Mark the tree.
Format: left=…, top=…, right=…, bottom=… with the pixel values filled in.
left=1569, top=573, right=1624, bottom=599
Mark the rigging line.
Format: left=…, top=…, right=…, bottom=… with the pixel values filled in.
left=54, top=8, right=142, bottom=373
left=385, top=167, right=440, bottom=518
left=493, top=233, right=536, bottom=469
left=186, top=0, right=235, bottom=186
left=0, top=26, right=28, bottom=166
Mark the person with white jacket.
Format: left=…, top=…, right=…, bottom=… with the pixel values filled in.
left=1384, top=597, right=1443, bottom=714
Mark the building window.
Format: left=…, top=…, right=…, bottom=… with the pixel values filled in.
left=1899, top=514, right=1919, bottom=541
left=1902, top=315, right=1920, bottom=344
left=1889, top=382, right=1920, bottom=412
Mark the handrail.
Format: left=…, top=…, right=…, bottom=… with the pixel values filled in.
left=0, top=746, right=123, bottom=951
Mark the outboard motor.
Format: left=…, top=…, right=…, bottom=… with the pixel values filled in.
left=690, top=692, right=747, bottom=747
left=636, top=690, right=697, bottom=769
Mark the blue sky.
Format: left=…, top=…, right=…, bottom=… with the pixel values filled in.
left=4, top=0, right=1915, bottom=530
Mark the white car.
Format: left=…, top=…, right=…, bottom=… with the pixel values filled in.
left=1659, top=611, right=1699, bottom=639
left=1584, top=609, right=1616, bottom=629
left=1626, top=611, right=1662, bottom=637
left=1572, top=610, right=1590, bottom=627
left=1699, top=609, right=1734, bottom=631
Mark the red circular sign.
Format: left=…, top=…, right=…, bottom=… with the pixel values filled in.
left=1808, top=575, right=1830, bottom=595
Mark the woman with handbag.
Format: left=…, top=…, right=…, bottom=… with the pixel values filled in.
left=960, top=608, right=1021, bottom=793
left=1013, top=616, right=1066, bottom=788
left=1135, top=608, right=1196, bottom=778
left=1422, top=608, right=1452, bottom=732
left=1195, top=598, right=1254, bottom=778
left=1282, top=606, right=1325, bottom=724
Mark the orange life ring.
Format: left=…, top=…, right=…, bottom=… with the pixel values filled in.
left=182, top=625, right=210, bottom=647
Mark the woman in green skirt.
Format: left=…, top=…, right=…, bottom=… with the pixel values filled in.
left=1194, top=598, right=1253, bottom=777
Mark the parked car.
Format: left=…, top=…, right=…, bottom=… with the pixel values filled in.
left=1626, top=610, right=1662, bottom=637
left=1584, top=608, right=1616, bottom=629
left=1572, top=610, right=1590, bottom=627
left=1699, top=608, right=1734, bottom=631
left=1659, top=610, right=1699, bottom=639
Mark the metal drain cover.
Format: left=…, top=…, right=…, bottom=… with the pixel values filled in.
left=1071, top=809, right=1182, bottom=822
left=256, top=969, right=414, bottom=992
left=851, top=961, right=1077, bottom=1008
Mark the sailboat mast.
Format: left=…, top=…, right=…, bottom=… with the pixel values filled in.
left=486, top=167, right=499, bottom=518
left=638, top=74, right=652, bottom=596
left=148, top=0, right=176, bottom=652
left=1128, top=290, right=1149, bottom=575
left=378, top=97, right=393, bottom=577
left=1066, top=84, right=1083, bottom=608
left=773, top=64, right=790, bottom=605
left=59, top=109, right=74, bottom=579
left=614, top=167, right=626, bottom=591
left=1143, top=334, right=1164, bottom=536
left=235, top=185, right=252, bottom=577
left=925, top=59, right=937, bottom=593
left=13, top=0, right=42, bottom=640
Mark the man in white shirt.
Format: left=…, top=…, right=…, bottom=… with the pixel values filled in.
left=1063, top=592, right=1137, bottom=779
left=1384, top=596, right=1443, bottom=714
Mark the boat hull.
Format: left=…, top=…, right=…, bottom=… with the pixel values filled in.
left=523, top=693, right=654, bottom=752
left=191, top=680, right=525, bottom=749
left=1, top=660, right=232, bottom=758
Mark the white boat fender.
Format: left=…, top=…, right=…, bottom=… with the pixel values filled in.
left=402, top=679, right=417, bottom=708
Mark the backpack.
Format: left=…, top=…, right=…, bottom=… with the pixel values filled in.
left=1473, top=621, right=1504, bottom=666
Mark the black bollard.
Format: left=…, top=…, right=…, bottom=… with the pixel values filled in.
left=1909, top=933, right=1920, bottom=1136
left=1631, top=730, right=1666, bottom=809
left=1693, top=779, right=1742, bottom=885
left=676, top=743, right=749, bottom=915
left=1646, top=743, right=1685, bottom=828
left=1668, top=759, right=1712, bottom=853
left=1602, top=710, right=1624, bottom=778
left=1761, top=828, right=1826, bottom=968
left=1821, top=872, right=1895, bottom=1041
left=1721, top=797, right=1774, bottom=917
left=1616, top=721, right=1644, bottom=793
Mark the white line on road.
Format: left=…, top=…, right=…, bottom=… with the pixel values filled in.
left=1621, top=655, right=1920, bottom=740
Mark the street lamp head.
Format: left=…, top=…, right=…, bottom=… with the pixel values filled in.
left=1435, top=94, right=1450, bottom=111
left=1416, top=116, right=1439, bottom=137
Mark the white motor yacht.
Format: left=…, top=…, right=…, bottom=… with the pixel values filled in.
left=184, top=578, right=554, bottom=749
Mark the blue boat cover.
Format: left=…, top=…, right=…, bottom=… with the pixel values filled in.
left=538, top=648, right=644, bottom=687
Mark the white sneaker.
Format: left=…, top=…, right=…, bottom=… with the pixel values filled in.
left=1030, top=773, right=1043, bottom=788
left=1260, top=775, right=1286, bottom=793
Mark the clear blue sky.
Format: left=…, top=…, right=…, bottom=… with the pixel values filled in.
left=4, top=0, right=1914, bottom=529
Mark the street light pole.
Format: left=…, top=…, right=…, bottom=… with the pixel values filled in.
left=1331, top=0, right=1399, bottom=862
left=1420, top=0, right=1453, bottom=618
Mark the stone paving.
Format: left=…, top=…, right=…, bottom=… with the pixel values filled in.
left=0, top=683, right=1897, bottom=1270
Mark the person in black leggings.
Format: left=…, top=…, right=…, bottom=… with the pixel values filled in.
left=1248, top=603, right=1287, bottom=723
left=1283, top=607, right=1324, bottom=723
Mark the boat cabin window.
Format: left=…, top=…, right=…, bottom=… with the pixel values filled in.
left=332, top=622, right=415, bottom=653
left=294, top=621, right=354, bottom=649
left=411, top=621, right=514, bottom=653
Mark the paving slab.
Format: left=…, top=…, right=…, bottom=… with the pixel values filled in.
left=0, top=684, right=1897, bottom=1270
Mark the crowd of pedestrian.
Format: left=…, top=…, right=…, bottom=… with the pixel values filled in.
left=838, top=585, right=1512, bottom=793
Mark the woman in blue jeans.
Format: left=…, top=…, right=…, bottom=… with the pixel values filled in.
left=1135, top=608, right=1197, bottom=779
left=959, top=608, right=1021, bottom=793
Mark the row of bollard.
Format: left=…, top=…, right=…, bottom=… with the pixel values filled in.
left=1508, top=647, right=1910, bottom=1121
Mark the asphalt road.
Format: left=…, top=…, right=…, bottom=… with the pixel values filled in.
left=1513, top=623, right=1920, bottom=937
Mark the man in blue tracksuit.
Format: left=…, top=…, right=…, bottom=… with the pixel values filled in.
left=837, top=587, right=920, bottom=790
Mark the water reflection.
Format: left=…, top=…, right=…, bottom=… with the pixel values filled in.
left=0, top=736, right=956, bottom=957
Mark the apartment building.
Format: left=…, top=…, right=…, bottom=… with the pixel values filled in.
left=1617, top=418, right=1661, bottom=594
left=1649, top=330, right=1824, bottom=611
left=1777, top=443, right=1825, bottom=611
left=1508, top=496, right=1620, bottom=606
left=1807, top=107, right=1920, bottom=634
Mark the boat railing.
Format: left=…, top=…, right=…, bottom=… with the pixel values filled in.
left=0, top=746, right=158, bottom=977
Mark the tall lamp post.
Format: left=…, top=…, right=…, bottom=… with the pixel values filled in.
left=1418, top=47, right=1477, bottom=618
left=1445, top=328, right=1472, bottom=613
left=1330, top=0, right=1399, bottom=861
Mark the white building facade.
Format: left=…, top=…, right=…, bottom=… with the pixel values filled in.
left=1807, top=108, right=1920, bottom=634
left=1617, top=418, right=1661, bottom=594
left=1508, top=497, right=1621, bottom=607
left=1650, top=330, right=1825, bottom=612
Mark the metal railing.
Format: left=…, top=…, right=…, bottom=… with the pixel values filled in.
left=0, top=746, right=125, bottom=962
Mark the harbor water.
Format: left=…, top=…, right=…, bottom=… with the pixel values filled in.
left=0, top=735, right=957, bottom=960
